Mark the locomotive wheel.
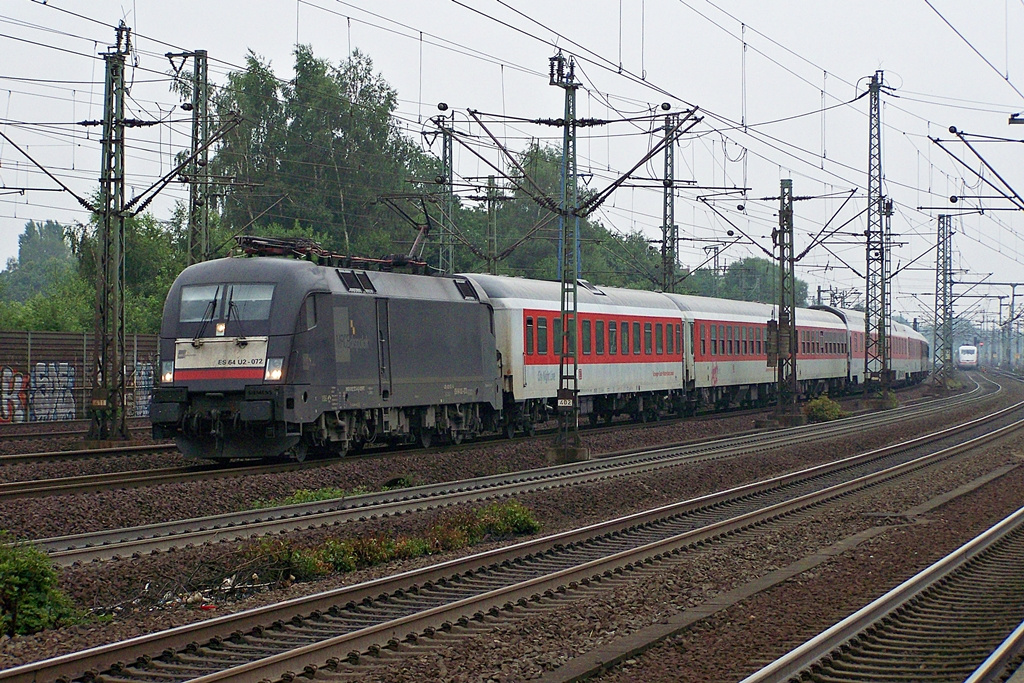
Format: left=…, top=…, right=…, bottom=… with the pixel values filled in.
left=419, top=429, right=433, bottom=448
left=291, top=442, right=308, bottom=463
left=505, top=422, right=516, bottom=439
left=452, top=431, right=464, bottom=445
left=526, top=421, right=536, bottom=437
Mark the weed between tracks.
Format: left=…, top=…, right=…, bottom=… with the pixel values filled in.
left=244, top=500, right=541, bottom=582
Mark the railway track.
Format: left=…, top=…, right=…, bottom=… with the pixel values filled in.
left=0, top=375, right=991, bottom=502
left=32, top=376, right=1000, bottom=565
left=740, top=503, right=1024, bottom=683
left=0, top=380, right=936, bottom=467
left=0, top=417, right=151, bottom=442
left=2, top=381, right=1022, bottom=683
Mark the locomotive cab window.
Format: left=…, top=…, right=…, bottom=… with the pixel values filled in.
left=226, top=284, right=275, bottom=320
left=299, top=296, right=317, bottom=331
left=180, top=284, right=222, bottom=322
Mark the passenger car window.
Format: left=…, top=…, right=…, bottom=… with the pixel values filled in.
left=537, top=317, right=548, bottom=355
left=609, top=321, right=618, bottom=355
left=526, top=317, right=534, bottom=355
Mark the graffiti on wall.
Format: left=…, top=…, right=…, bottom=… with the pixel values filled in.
left=130, top=362, right=154, bottom=418
left=1, top=362, right=76, bottom=423
left=30, top=362, right=77, bottom=421
left=1, top=365, right=30, bottom=423
left=1, top=361, right=155, bottom=422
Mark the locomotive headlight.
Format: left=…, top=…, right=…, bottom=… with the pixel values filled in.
left=264, top=357, right=284, bottom=381
left=161, top=360, right=174, bottom=384
left=215, top=322, right=226, bottom=336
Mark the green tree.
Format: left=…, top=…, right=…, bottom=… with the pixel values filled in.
left=715, top=256, right=808, bottom=306
left=67, top=211, right=182, bottom=334
left=210, top=47, right=436, bottom=257
left=447, top=143, right=663, bottom=288
left=0, top=220, right=76, bottom=303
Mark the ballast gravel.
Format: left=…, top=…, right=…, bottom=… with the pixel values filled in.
left=1, top=380, right=1020, bottom=680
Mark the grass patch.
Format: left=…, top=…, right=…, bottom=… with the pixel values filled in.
left=250, top=477, right=417, bottom=510
left=241, top=501, right=541, bottom=584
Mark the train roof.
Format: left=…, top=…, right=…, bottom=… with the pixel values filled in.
left=461, top=273, right=680, bottom=311
left=172, top=256, right=489, bottom=306
left=832, top=307, right=929, bottom=343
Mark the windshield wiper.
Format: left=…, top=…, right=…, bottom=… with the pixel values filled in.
left=192, top=297, right=217, bottom=347
left=229, top=299, right=248, bottom=347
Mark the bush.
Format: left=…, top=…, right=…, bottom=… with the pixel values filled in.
left=803, top=395, right=847, bottom=423
left=0, top=532, right=79, bottom=636
left=476, top=501, right=542, bottom=537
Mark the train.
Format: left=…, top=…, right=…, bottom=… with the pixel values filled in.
left=150, top=238, right=930, bottom=461
left=957, top=345, right=978, bottom=369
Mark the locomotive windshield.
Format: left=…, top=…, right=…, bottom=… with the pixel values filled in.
left=179, top=283, right=275, bottom=322
left=180, top=285, right=221, bottom=322
left=226, top=283, right=274, bottom=320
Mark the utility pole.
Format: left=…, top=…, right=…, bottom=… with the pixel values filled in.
left=436, top=104, right=455, bottom=274
left=775, top=179, right=799, bottom=420
left=661, top=111, right=679, bottom=292
left=167, top=50, right=210, bottom=265
left=89, top=23, right=131, bottom=441
left=864, top=70, right=892, bottom=397
left=703, top=244, right=721, bottom=296
left=549, top=53, right=587, bottom=461
left=486, top=175, right=498, bottom=275
left=933, top=214, right=954, bottom=386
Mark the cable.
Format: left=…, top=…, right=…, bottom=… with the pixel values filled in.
left=923, top=0, right=1024, bottom=102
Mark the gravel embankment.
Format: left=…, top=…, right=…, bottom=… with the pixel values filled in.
left=0, top=381, right=1013, bottom=675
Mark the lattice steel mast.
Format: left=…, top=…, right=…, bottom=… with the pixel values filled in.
left=776, top=179, right=798, bottom=415
left=438, top=106, right=455, bottom=274
left=185, top=51, right=209, bottom=264
left=864, top=71, right=892, bottom=394
left=550, top=53, right=583, bottom=454
left=933, top=214, right=954, bottom=386
left=89, top=23, right=131, bottom=440
left=661, top=112, right=679, bottom=292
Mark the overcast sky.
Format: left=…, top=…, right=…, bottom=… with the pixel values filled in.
left=2, top=1, right=1023, bottom=328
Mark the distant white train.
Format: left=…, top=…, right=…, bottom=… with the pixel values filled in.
left=957, top=345, right=978, bottom=369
